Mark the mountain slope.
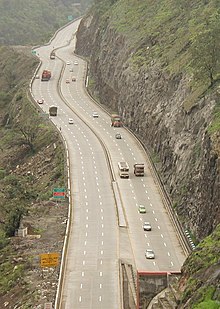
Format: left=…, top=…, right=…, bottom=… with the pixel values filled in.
left=0, top=46, right=67, bottom=306
left=0, top=0, right=92, bottom=45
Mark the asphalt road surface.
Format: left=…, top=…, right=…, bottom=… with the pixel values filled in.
left=31, top=19, right=186, bottom=309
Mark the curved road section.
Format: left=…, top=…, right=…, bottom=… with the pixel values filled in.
left=31, top=20, right=186, bottom=309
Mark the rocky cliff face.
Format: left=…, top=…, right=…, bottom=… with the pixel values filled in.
left=75, top=10, right=220, bottom=242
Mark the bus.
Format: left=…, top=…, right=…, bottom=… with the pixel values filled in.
left=118, top=161, right=129, bottom=178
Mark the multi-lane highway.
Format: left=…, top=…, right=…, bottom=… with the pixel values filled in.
left=31, top=19, right=186, bottom=309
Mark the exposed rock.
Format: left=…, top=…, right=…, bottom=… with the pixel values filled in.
left=75, top=11, right=220, bottom=241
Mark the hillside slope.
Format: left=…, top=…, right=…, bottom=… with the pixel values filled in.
left=0, top=0, right=92, bottom=45
left=0, top=46, right=67, bottom=306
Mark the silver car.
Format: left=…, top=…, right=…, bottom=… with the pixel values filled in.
left=115, top=133, right=122, bottom=139
left=92, top=111, right=99, bottom=118
left=145, top=249, right=155, bottom=259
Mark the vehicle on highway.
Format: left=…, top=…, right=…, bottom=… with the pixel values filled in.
left=41, top=69, right=51, bottom=81
left=92, top=111, right=99, bottom=118
left=145, top=249, right=155, bottom=259
left=111, top=113, right=122, bottom=127
left=69, top=68, right=73, bottom=72
left=115, top=133, right=122, bottom=139
left=50, top=51, right=56, bottom=59
left=66, top=79, right=70, bottom=83
left=118, top=161, right=129, bottom=178
left=68, top=118, right=74, bottom=124
left=72, top=76, right=76, bottom=82
left=74, top=60, right=78, bottom=65
left=66, top=61, right=71, bottom=65
left=134, top=163, right=145, bottom=176
left=35, top=74, right=40, bottom=79
left=49, top=106, right=58, bottom=116
left=37, top=99, right=44, bottom=104
left=138, top=204, right=146, bottom=214
left=143, top=222, right=152, bottom=231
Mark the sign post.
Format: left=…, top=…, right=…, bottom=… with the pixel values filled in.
left=40, top=252, right=59, bottom=268
left=53, top=188, right=65, bottom=199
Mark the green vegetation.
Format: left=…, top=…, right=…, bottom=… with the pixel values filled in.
left=0, top=45, right=66, bottom=298
left=0, top=260, right=26, bottom=294
left=0, top=0, right=92, bottom=45
left=208, top=99, right=220, bottom=134
left=180, top=225, right=220, bottom=307
left=92, top=0, right=220, bottom=118
left=193, top=287, right=220, bottom=309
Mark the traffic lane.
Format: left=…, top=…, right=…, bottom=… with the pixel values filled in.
left=34, top=20, right=80, bottom=58
left=58, top=62, right=186, bottom=271
left=116, top=170, right=185, bottom=270
left=54, top=26, right=185, bottom=270
left=60, top=120, right=119, bottom=308
left=32, top=57, right=62, bottom=104
left=107, top=127, right=186, bottom=268
left=131, top=173, right=186, bottom=269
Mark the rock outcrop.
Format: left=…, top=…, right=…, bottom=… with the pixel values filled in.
left=75, top=6, right=220, bottom=241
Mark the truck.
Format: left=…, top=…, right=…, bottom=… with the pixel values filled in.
left=118, top=161, right=129, bottom=178
left=50, top=51, right=55, bottom=59
left=41, top=70, right=51, bottom=81
left=111, top=114, right=122, bottom=127
left=49, top=106, right=58, bottom=116
left=134, top=163, right=144, bottom=176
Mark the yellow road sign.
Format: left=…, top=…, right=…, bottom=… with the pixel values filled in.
left=40, top=252, right=59, bottom=268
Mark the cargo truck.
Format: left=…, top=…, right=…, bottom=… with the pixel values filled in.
left=49, top=106, right=58, bottom=116
left=134, top=163, right=144, bottom=176
left=41, top=70, right=51, bottom=81
left=111, top=114, right=122, bottom=127
left=118, top=161, right=129, bottom=178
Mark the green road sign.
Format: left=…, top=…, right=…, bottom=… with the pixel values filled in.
left=68, top=15, right=73, bottom=21
left=32, top=50, right=37, bottom=55
left=53, top=188, right=65, bottom=199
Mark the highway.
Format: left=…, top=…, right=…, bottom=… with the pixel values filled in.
left=31, top=19, right=186, bottom=309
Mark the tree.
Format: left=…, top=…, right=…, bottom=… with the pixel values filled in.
left=16, top=120, right=40, bottom=153
left=190, top=13, right=220, bottom=87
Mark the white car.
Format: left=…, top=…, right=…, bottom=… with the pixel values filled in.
left=72, top=76, right=76, bottom=82
left=68, top=118, right=74, bottom=124
left=66, top=79, right=70, bottom=83
left=74, top=60, right=78, bottom=65
left=66, top=61, right=71, bottom=65
left=69, top=68, right=73, bottom=72
left=37, top=99, right=44, bottom=104
left=143, top=222, right=152, bottom=231
left=35, top=74, right=40, bottom=79
left=145, top=249, right=155, bottom=259
left=92, top=111, right=99, bottom=118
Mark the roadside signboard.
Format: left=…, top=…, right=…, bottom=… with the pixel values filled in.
left=40, top=252, right=59, bottom=268
left=32, top=50, right=37, bottom=55
left=53, top=188, right=65, bottom=199
left=67, top=15, right=73, bottom=21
